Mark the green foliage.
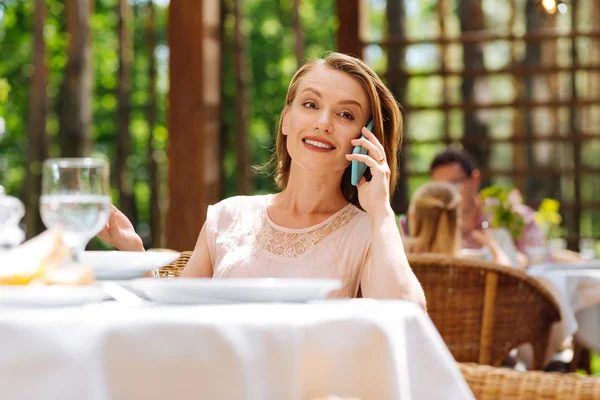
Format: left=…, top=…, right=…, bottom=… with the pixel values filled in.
left=221, top=0, right=337, bottom=197
left=0, top=78, right=9, bottom=105
left=591, top=352, right=600, bottom=376
left=0, top=1, right=33, bottom=195
left=5, top=0, right=590, bottom=244
left=0, top=0, right=336, bottom=246
left=0, top=0, right=170, bottom=246
left=480, top=185, right=525, bottom=241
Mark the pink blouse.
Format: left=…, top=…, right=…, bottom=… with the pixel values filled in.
left=205, top=195, right=372, bottom=298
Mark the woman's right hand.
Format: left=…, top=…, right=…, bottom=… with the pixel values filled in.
left=97, top=205, right=144, bottom=251
left=471, top=229, right=513, bottom=267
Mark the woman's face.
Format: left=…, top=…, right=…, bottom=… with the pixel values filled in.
left=281, top=65, right=370, bottom=176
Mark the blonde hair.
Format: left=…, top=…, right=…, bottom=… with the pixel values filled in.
left=264, top=52, right=403, bottom=207
left=407, top=182, right=462, bottom=255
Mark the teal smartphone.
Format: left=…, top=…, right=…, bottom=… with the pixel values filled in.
left=350, top=119, right=374, bottom=186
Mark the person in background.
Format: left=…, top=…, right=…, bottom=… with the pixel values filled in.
left=97, top=52, right=426, bottom=308
left=429, top=148, right=545, bottom=267
left=404, top=181, right=512, bottom=266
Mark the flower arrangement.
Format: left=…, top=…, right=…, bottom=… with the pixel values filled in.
left=480, top=185, right=525, bottom=241
left=534, top=198, right=564, bottom=239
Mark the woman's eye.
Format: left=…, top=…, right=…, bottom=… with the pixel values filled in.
left=303, top=101, right=317, bottom=109
left=340, top=112, right=354, bottom=120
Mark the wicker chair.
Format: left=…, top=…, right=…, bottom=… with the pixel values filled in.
left=154, top=250, right=193, bottom=277
left=459, top=363, right=600, bottom=399
left=408, top=254, right=561, bottom=370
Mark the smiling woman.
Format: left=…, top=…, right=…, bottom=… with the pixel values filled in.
left=97, top=52, right=425, bottom=308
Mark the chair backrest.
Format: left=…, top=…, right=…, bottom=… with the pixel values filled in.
left=408, top=254, right=561, bottom=369
left=156, top=251, right=193, bottom=277
left=459, top=362, right=600, bottom=399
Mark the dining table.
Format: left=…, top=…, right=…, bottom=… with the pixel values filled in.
left=0, top=297, right=474, bottom=400
left=528, top=260, right=600, bottom=354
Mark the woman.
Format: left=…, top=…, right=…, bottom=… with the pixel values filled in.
left=404, top=181, right=512, bottom=266
left=404, top=182, right=462, bottom=255
left=99, top=52, right=425, bottom=307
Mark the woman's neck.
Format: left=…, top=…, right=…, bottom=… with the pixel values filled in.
left=274, top=164, right=348, bottom=216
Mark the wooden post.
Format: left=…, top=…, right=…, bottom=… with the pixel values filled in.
left=479, top=271, right=498, bottom=365
left=569, top=0, right=581, bottom=251
left=336, top=0, right=362, bottom=57
left=522, top=0, right=544, bottom=204
left=386, top=0, right=409, bottom=214
left=458, top=0, right=490, bottom=185
left=166, top=0, right=221, bottom=251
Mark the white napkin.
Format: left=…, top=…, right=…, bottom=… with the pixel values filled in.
left=0, top=228, right=70, bottom=284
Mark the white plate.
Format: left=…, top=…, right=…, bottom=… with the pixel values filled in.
left=459, top=247, right=493, bottom=261
left=0, top=285, right=108, bottom=307
left=80, top=251, right=181, bottom=280
left=130, top=278, right=342, bottom=304
left=529, top=260, right=600, bottom=271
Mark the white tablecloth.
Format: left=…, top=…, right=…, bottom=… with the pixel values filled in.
left=528, top=265, right=600, bottom=352
left=0, top=300, right=473, bottom=400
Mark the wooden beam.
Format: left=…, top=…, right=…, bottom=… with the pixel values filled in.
left=364, top=28, right=600, bottom=47
left=166, top=0, right=221, bottom=251
left=336, top=0, right=362, bottom=57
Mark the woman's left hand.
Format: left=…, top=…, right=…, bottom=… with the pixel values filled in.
left=345, top=126, right=393, bottom=218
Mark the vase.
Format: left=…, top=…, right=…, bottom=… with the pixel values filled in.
left=491, top=227, right=519, bottom=268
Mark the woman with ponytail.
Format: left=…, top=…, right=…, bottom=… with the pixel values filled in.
left=405, top=182, right=512, bottom=266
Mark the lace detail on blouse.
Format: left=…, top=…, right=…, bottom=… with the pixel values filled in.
left=254, top=203, right=359, bottom=258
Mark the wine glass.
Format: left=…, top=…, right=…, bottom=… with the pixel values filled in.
left=580, top=238, right=597, bottom=260
left=0, top=193, right=25, bottom=250
left=40, top=158, right=110, bottom=261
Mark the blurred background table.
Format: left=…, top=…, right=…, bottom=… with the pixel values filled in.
left=528, top=261, right=600, bottom=353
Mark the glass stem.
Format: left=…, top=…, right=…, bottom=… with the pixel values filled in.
left=71, top=245, right=85, bottom=264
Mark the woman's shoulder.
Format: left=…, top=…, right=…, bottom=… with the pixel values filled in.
left=349, top=204, right=370, bottom=225
left=213, top=194, right=267, bottom=207
left=208, top=195, right=266, bottom=221
left=341, top=204, right=372, bottom=240
left=331, top=205, right=371, bottom=258
left=207, top=195, right=267, bottom=231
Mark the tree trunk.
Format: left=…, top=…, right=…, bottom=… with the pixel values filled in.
left=386, top=0, right=408, bottom=214
left=166, top=0, right=222, bottom=250
left=25, top=0, right=49, bottom=238
left=59, top=0, right=93, bottom=158
left=116, top=0, right=137, bottom=224
left=232, top=0, right=252, bottom=195
left=292, top=0, right=304, bottom=68
left=147, top=0, right=163, bottom=248
left=459, top=0, right=489, bottom=184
